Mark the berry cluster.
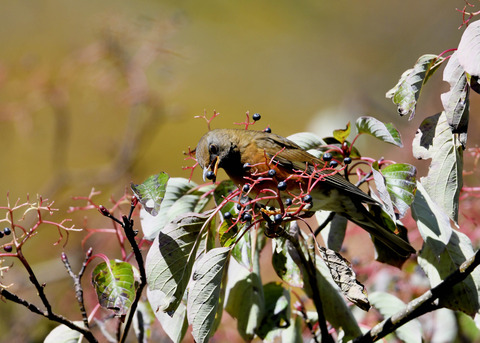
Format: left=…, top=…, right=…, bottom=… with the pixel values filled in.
left=1, top=227, right=13, bottom=252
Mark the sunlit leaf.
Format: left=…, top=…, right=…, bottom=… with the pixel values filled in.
left=431, top=308, right=458, bottom=343
left=147, top=288, right=188, bottom=343
left=131, top=172, right=169, bottom=216
left=287, top=132, right=325, bottom=150
left=412, top=112, right=463, bottom=222
left=457, top=20, right=480, bottom=77
left=187, top=247, right=231, bottom=343
left=140, top=178, right=214, bottom=240
left=272, top=237, right=304, bottom=288
left=316, top=211, right=347, bottom=252
left=225, top=259, right=264, bottom=341
left=145, top=212, right=211, bottom=313
left=44, top=322, right=85, bottom=343
left=318, top=247, right=370, bottom=311
left=369, top=292, right=422, bottom=343
left=386, top=54, right=444, bottom=119
left=441, top=52, right=469, bottom=147
left=231, top=226, right=253, bottom=269
left=281, top=315, right=303, bottom=343
left=333, top=122, right=351, bottom=144
left=381, top=163, right=417, bottom=217
left=411, top=182, right=451, bottom=256
left=356, top=116, right=403, bottom=147
left=418, top=229, right=480, bottom=316
left=372, top=162, right=396, bottom=221
left=92, top=260, right=137, bottom=317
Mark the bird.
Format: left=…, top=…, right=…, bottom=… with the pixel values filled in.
left=195, top=128, right=415, bottom=258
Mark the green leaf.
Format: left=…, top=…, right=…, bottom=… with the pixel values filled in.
left=355, top=116, right=403, bottom=147
left=457, top=20, right=480, bottom=77
left=147, top=288, right=188, bottom=343
left=140, top=177, right=214, bottom=240
left=381, top=163, right=417, bottom=218
left=441, top=52, right=469, bottom=147
left=272, top=237, right=304, bottom=288
left=256, top=282, right=291, bottom=341
left=431, top=309, right=458, bottom=343
left=145, top=212, right=211, bottom=313
left=371, top=162, right=396, bottom=221
left=44, top=322, right=85, bottom=343
left=411, top=182, right=452, bottom=256
left=314, top=255, right=362, bottom=340
left=92, top=260, right=137, bottom=317
left=386, top=54, right=444, bottom=119
left=315, top=211, right=347, bottom=252
left=187, top=247, right=231, bottom=343
left=131, top=172, right=169, bottom=216
left=369, top=292, right=422, bottom=343
left=332, top=122, right=351, bottom=144
left=418, top=229, right=480, bottom=316
left=412, top=112, right=463, bottom=222
left=225, top=259, right=264, bottom=341
left=287, top=132, right=325, bottom=150
left=281, top=315, right=303, bottom=343
left=231, top=226, right=253, bottom=269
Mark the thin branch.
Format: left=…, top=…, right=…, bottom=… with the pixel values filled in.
left=62, top=247, right=93, bottom=329
left=354, top=249, right=480, bottom=342
left=119, top=197, right=147, bottom=343
left=0, top=287, right=98, bottom=343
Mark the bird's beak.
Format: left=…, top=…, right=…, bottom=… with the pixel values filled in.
left=202, top=156, right=220, bottom=182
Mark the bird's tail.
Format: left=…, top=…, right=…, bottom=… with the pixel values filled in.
left=342, top=205, right=416, bottom=258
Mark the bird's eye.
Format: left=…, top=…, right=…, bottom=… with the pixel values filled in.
left=209, top=144, right=218, bottom=155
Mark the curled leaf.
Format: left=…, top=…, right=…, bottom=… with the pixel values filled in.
left=356, top=116, right=403, bottom=147
left=131, top=172, right=169, bottom=216
left=386, top=54, right=444, bottom=119
left=318, top=247, right=370, bottom=311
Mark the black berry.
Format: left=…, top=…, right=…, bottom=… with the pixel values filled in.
left=268, top=169, right=276, bottom=177
left=264, top=127, right=272, bottom=133
left=243, top=163, right=252, bottom=170
left=243, top=184, right=250, bottom=192
left=303, top=195, right=313, bottom=203
left=223, top=212, right=232, bottom=220
left=236, top=203, right=242, bottom=211
left=285, top=198, right=292, bottom=206
left=4, top=245, right=12, bottom=253
left=205, top=170, right=216, bottom=180
left=322, top=152, right=333, bottom=161
left=3, top=228, right=11, bottom=236
left=252, top=113, right=261, bottom=121
left=242, top=213, right=252, bottom=222
left=0, top=232, right=4, bottom=239
left=343, top=157, right=352, bottom=165
left=277, top=181, right=287, bottom=191
left=274, top=214, right=283, bottom=223
left=329, top=160, right=338, bottom=168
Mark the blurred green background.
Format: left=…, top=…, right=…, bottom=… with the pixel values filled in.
left=0, top=1, right=474, bottom=342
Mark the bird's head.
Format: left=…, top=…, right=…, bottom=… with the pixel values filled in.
left=195, top=129, right=241, bottom=182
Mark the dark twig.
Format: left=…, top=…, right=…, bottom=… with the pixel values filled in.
left=119, top=197, right=147, bottom=343
left=354, top=249, right=480, bottom=343
left=61, top=247, right=93, bottom=329
left=0, top=287, right=98, bottom=342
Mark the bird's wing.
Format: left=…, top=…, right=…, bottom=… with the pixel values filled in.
left=260, top=134, right=377, bottom=204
